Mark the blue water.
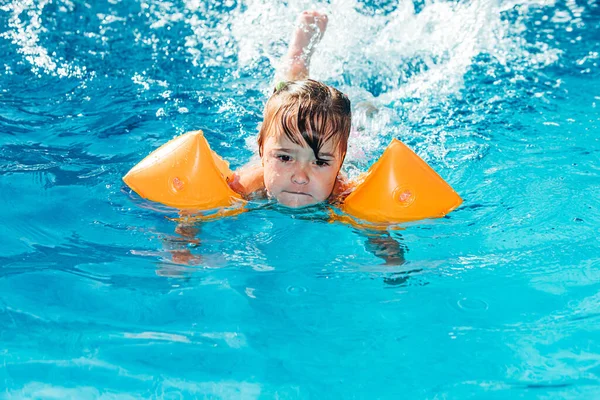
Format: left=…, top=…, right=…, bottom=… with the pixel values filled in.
left=1, top=0, right=600, bottom=398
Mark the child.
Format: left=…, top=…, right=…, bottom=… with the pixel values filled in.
left=227, top=11, right=353, bottom=208
left=167, top=11, right=404, bottom=270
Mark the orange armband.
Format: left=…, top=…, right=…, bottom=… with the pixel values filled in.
left=340, top=139, right=463, bottom=224
left=123, top=130, right=243, bottom=210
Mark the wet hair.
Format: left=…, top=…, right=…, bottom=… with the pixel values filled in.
left=258, top=79, right=351, bottom=162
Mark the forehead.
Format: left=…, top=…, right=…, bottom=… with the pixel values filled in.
left=263, top=133, right=340, bottom=156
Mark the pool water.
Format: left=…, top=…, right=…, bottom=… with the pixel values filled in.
left=1, top=0, right=599, bottom=398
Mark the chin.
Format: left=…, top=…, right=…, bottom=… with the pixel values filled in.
left=275, top=191, right=320, bottom=208
left=280, top=199, right=316, bottom=208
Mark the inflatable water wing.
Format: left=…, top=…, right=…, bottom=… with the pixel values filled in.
left=123, top=130, right=243, bottom=210
left=341, top=139, right=463, bottom=224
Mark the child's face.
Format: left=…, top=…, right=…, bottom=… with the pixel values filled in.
left=261, top=134, right=343, bottom=207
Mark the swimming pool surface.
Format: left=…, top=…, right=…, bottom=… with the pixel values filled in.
left=1, top=0, right=599, bottom=398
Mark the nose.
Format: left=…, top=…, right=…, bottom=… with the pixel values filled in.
left=291, top=165, right=309, bottom=185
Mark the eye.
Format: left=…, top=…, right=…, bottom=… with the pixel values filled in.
left=315, top=159, right=331, bottom=167
left=276, top=154, right=291, bottom=162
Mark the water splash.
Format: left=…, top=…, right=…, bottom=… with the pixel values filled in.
left=217, top=0, right=565, bottom=166
left=0, top=0, right=575, bottom=167
left=0, top=0, right=86, bottom=78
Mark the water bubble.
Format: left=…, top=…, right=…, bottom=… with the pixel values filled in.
left=457, top=297, right=489, bottom=311
left=286, top=285, right=308, bottom=296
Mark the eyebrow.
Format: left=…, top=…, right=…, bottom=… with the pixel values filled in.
left=270, top=148, right=337, bottom=159
left=317, top=152, right=335, bottom=159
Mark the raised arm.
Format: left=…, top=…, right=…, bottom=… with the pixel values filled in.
left=275, top=11, right=328, bottom=82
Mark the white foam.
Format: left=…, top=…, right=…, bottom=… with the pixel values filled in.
left=3, top=0, right=566, bottom=166
left=1, top=0, right=85, bottom=78
left=194, top=0, right=563, bottom=166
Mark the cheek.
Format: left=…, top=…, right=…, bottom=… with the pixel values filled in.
left=313, top=169, right=339, bottom=195
left=264, top=159, right=280, bottom=176
left=262, top=160, right=286, bottom=190
left=321, top=165, right=340, bottom=181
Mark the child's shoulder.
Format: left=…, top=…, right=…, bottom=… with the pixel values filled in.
left=229, top=163, right=265, bottom=198
left=330, top=172, right=355, bottom=204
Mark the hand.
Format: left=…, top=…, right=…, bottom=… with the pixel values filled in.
left=229, top=164, right=265, bottom=197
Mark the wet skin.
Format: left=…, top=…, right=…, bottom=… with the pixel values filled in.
left=261, top=134, right=343, bottom=207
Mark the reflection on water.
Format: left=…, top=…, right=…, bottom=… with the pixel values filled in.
left=152, top=205, right=411, bottom=283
